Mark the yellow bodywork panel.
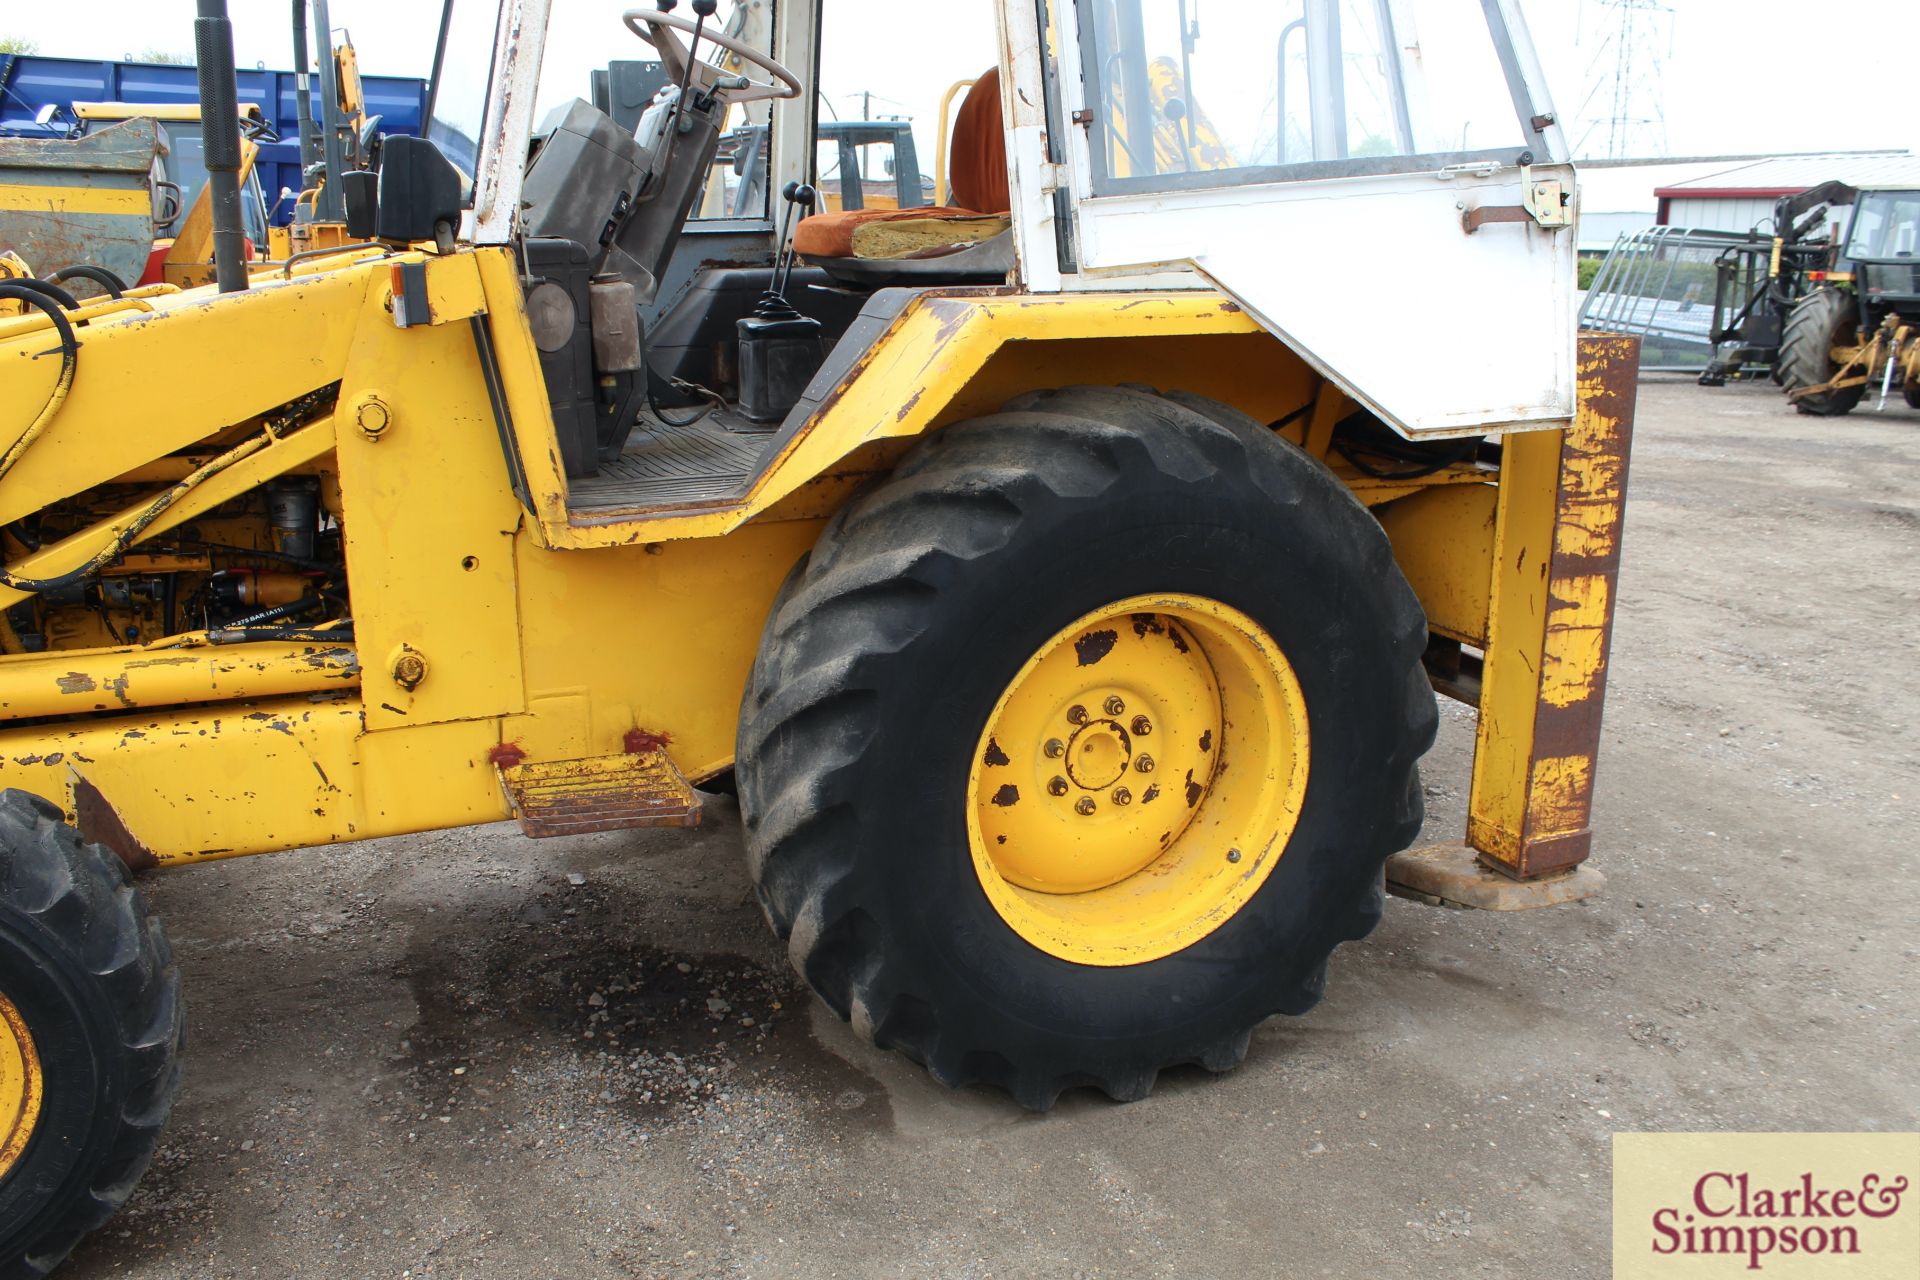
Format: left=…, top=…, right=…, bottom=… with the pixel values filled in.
left=0, top=641, right=356, bottom=720
left=0, top=240, right=1627, bottom=879
left=1375, top=483, right=1498, bottom=647
left=0, top=269, right=372, bottom=526
left=511, top=290, right=1271, bottom=547
left=0, top=184, right=149, bottom=217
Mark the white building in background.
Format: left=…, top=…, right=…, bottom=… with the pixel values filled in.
left=1653, top=152, right=1920, bottom=235
left=1572, top=151, right=1918, bottom=253
left=1575, top=159, right=1744, bottom=253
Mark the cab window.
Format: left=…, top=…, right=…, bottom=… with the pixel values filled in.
left=1078, top=0, right=1532, bottom=194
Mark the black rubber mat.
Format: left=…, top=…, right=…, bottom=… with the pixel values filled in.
left=567, top=411, right=775, bottom=516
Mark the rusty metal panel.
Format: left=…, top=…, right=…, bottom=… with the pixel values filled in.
left=0, top=118, right=161, bottom=286
left=499, top=749, right=703, bottom=838
left=1467, top=332, right=1638, bottom=879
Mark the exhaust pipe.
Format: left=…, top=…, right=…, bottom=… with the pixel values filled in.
left=292, top=0, right=319, bottom=175
left=193, top=0, right=249, bottom=293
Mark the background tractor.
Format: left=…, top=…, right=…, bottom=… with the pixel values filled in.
left=1779, top=184, right=1920, bottom=415
left=0, top=0, right=1628, bottom=1272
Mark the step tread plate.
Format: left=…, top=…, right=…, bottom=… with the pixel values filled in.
left=500, top=751, right=702, bottom=837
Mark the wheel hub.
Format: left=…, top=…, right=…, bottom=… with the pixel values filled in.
left=967, top=594, right=1310, bottom=964
left=0, top=990, right=43, bottom=1184
left=1064, top=718, right=1132, bottom=791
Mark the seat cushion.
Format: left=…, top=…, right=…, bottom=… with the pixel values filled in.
left=948, top=67, right=1009, bottom=215
left=794, top=205, right=1011, bottom=261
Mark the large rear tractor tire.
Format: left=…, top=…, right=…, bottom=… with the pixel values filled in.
left=1779, top=288, right=1865, bottom=416
left=736, top=386, right=1436, bottom=1109
left=0, top=792, right=182, bottom=1279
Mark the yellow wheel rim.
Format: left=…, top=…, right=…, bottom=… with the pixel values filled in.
left=967, top=593, right=1309, bottom=966
left=0, top=990, right=43, bottom=1183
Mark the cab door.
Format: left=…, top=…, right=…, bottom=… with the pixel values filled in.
left=1050, top=0, right=1576, bottom=437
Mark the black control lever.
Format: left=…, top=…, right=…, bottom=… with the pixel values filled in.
left=666, top=0, right=719, bottom=126
left=738, top=180, right=826, bottom=424
left=768, top=181, right=817, bottom=307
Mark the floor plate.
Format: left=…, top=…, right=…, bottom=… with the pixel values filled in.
left=567, top=411, right=774, bottom=517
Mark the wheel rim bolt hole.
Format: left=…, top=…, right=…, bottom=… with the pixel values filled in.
left=1048, top=776, right=1070, bottom=796
left=1074, top=797, right=1097, bottom=816
left=1131, top=716, right=1152, bottom=736
left=1103, top=695, right=1126, bottom=716
left=1112, top=787, right=1132, bottom=806
left=1043, top=738, right=1065, bottom=758
left=1227, top=848, right=1242, bottom=864
left=1135, top=754, right=1154, bottom=773
left=1066, top=704, right=1088, bottom=725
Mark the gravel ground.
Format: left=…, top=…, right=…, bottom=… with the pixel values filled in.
left=62, top=376, right=1920, bottom=1279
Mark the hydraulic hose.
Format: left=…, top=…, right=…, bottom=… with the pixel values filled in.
left=48, top=265, right=127, bottom=299
left=8, top=277, right=80, bottom=311
left=0, top=284, right=79, bottom=485
left=0, top=430, right=274, bottom=596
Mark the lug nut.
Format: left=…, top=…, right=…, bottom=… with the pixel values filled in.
left=1074, top=797, right=1097, bottom=816
left=1044, top=738, right=1065, bottom=758
left=1135, top=754, right=1155, bottom=773
left=1104, top=695, right=1126, bottom=716
left=1226, top=848, right=1242, bottom=864
left=1131, top=716, right=1153, bottom=736
left=1112, top=787, right=1132, bottom=806
left=1066, top=704, right=1088, bottom=725
left=1048, top=776, right=1069, bottom=796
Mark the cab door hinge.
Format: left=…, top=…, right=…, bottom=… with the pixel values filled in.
left=1461, top=166, right=1572, bottom=235
left=1521, top=168, right=1573, bottom=229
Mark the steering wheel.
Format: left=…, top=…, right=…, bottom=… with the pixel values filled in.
left=621, top=9, right=802, bottom=105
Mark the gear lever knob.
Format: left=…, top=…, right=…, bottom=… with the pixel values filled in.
left=692, top=0, right=718, bottom=13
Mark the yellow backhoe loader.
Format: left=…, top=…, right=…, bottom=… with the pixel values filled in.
left=0, top=0, right=1629, bottom=1271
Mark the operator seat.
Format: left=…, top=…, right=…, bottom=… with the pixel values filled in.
left=794, top=67, right=1012, bottom=267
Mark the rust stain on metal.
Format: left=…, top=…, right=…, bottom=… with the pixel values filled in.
left=1483, top=333, right=1638, bottom=880
left=1183, top=770, right=1203, bottom=807
left=1198, top=729, right=1212, bottom=752
left=74, top=777, right=159, bottom=872
left=894, top=388, right=925, bottom=422
left=503, top=751, right=702, bottom=838
left=56, top=671, right=97, bottom=695
left=983, top=737, right=1010, bottom=767
left=624, top=727, right=673, bottom=754
left=487, top=741, right=528, bottom=768
left=991, top=784, right=1020, bottom=807
left=1073, top=629, right=1118, bottom=666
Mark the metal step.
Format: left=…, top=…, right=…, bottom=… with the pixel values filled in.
left=498, top=751, right=702, bottom=838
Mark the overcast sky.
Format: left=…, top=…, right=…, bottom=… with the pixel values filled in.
left=4, top=1, right=1913, bottom=163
